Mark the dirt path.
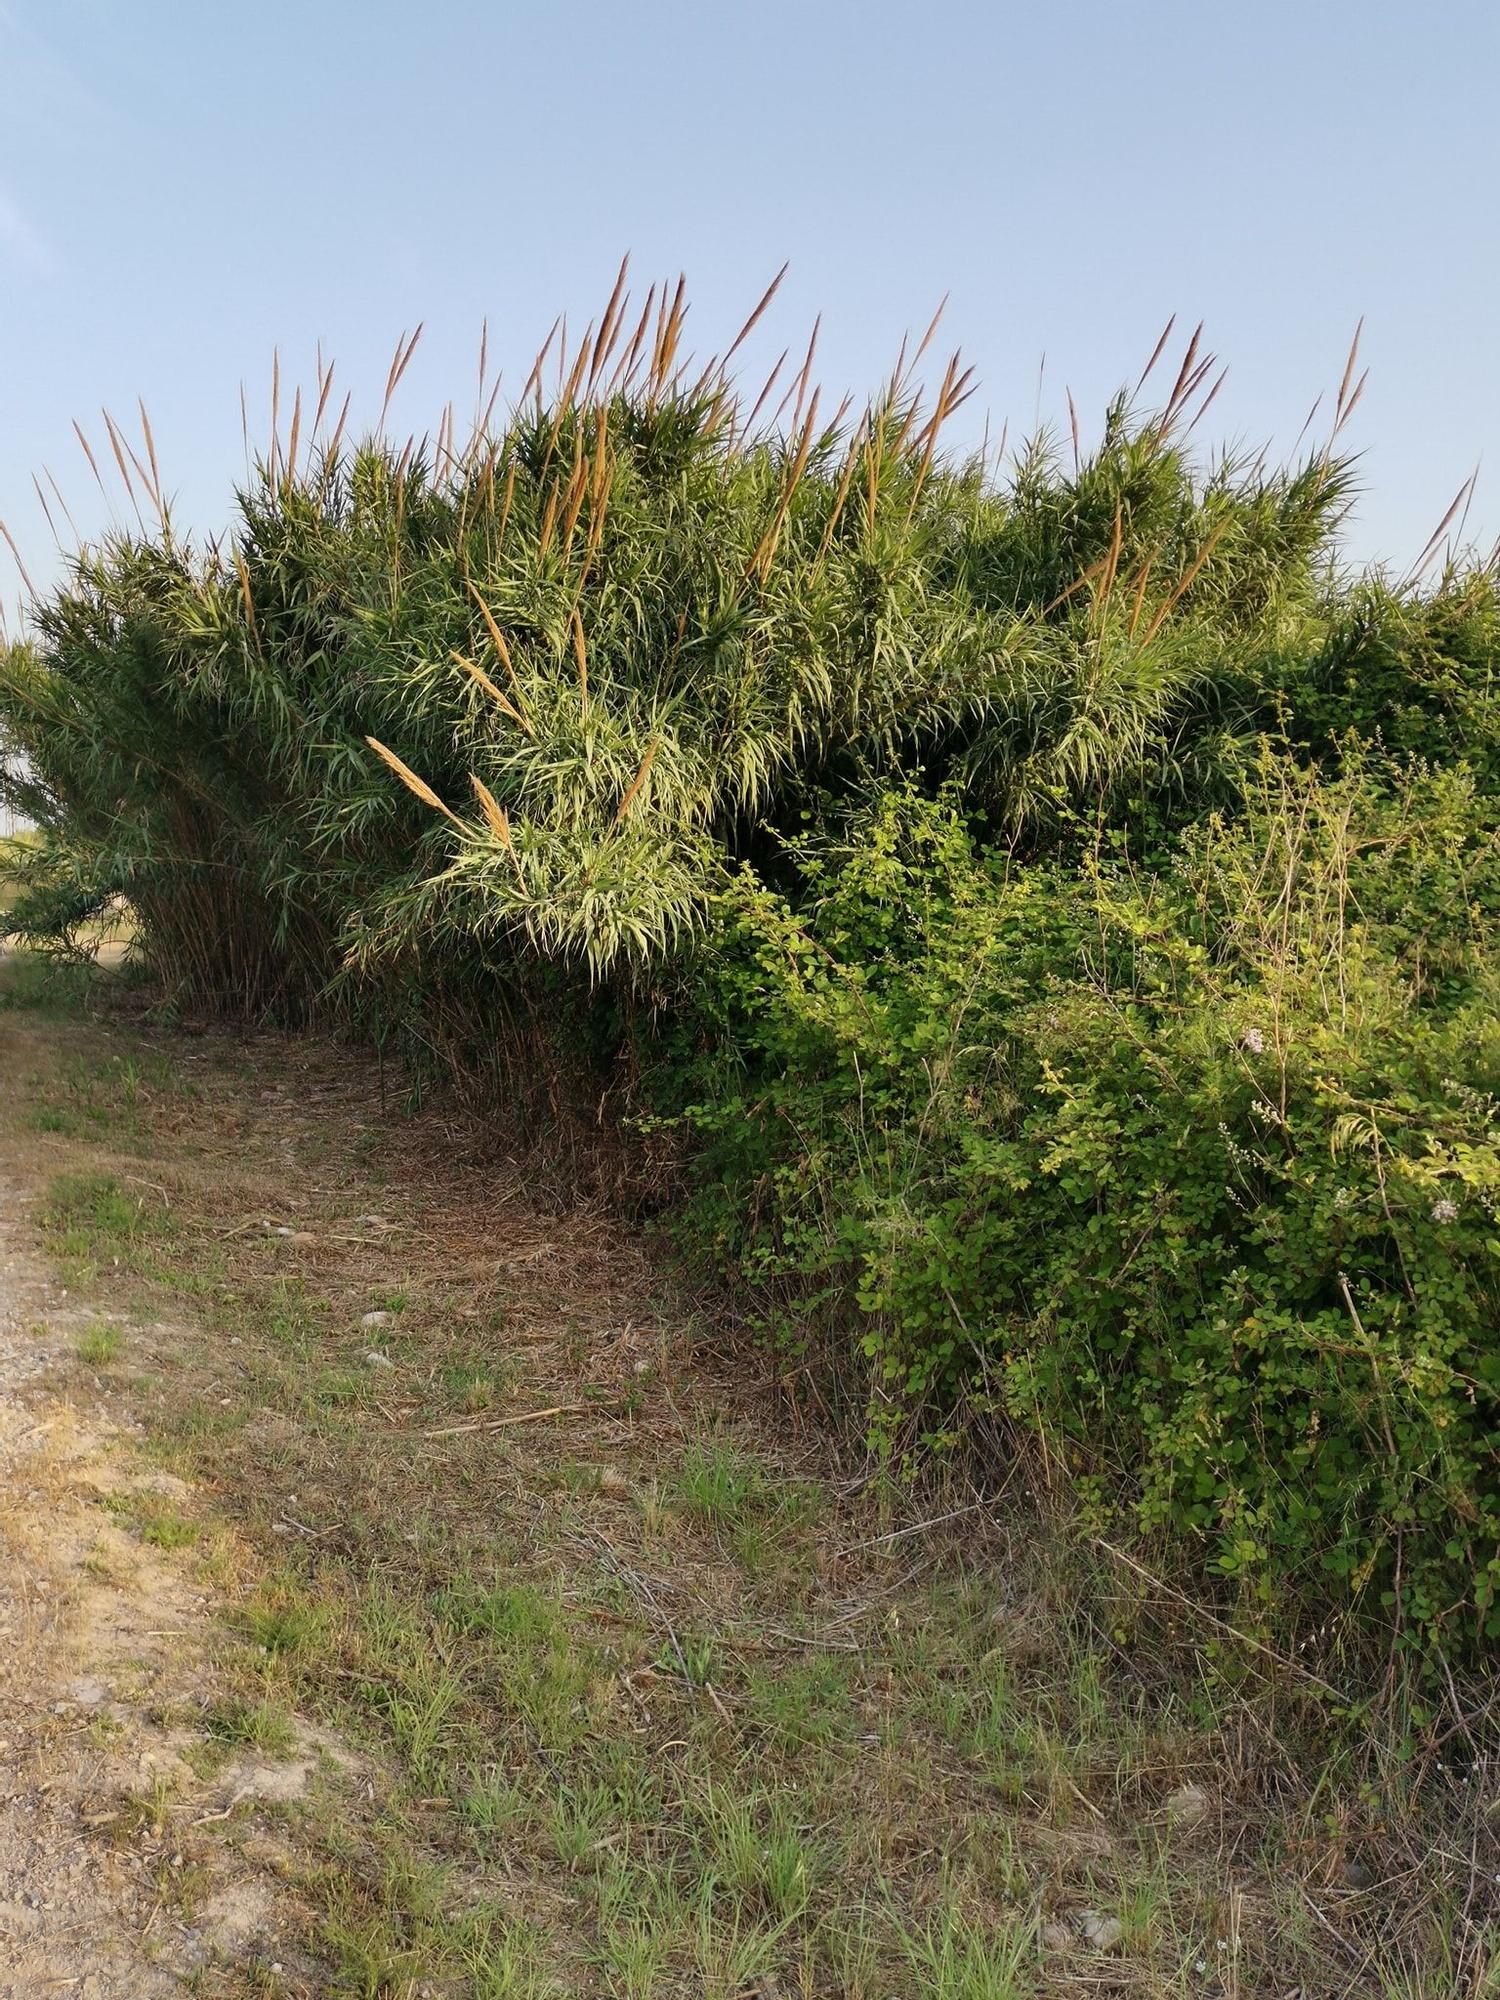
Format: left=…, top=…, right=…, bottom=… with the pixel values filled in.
left=0, top=1165, right=319, bottom=1996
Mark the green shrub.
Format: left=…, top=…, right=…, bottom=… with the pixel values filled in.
left=665, top=759, right=1500, bottom=1647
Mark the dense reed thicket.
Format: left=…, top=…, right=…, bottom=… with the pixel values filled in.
left=3, top=274, right=1498, bottom=1654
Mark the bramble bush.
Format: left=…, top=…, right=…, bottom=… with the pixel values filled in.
left=663, top=756, right=1500, bottom=1646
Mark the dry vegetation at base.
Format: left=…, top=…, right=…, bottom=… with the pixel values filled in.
left=0, top=953, right=1495, bottom=1999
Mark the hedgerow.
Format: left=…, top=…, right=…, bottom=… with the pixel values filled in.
left=1, top=275, right=1496, bottom=1649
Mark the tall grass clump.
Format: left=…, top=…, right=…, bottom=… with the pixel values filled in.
left=0, top=281, right=1355, bottom=1030
left=2, top=270, right=1497, bottom=1654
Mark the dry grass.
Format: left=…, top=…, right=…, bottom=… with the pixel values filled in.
left=0, top=951, right=1494, bottom=1999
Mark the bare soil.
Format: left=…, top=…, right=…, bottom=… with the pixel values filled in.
left=0, top=1174, right=330, bottom=1995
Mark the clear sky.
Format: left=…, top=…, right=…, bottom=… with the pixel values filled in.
left=1, top=0, right=1496, bottom=600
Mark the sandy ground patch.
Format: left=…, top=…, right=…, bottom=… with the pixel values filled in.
left=0, top=1166, right=321, bottom=1997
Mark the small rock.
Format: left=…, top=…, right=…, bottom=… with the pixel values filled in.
left=1079, top=1910, right=1124, bottom=1952
left=1041, top=1920, right=1072, bottom=1953
left=361, top=1310, right=393, bottom=1329
left=363, top=1350, right=394, bottom=1370
left=1164, top=1781, right=1210, bottom=1827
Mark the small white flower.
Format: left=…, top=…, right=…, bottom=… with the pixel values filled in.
left=1241, top=1027, right=1265, bottom=1054
left=1431, top=1197, right=1459, bottom=1225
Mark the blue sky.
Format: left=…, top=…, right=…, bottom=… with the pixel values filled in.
left=1, top=0, right=1496, bottom=599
